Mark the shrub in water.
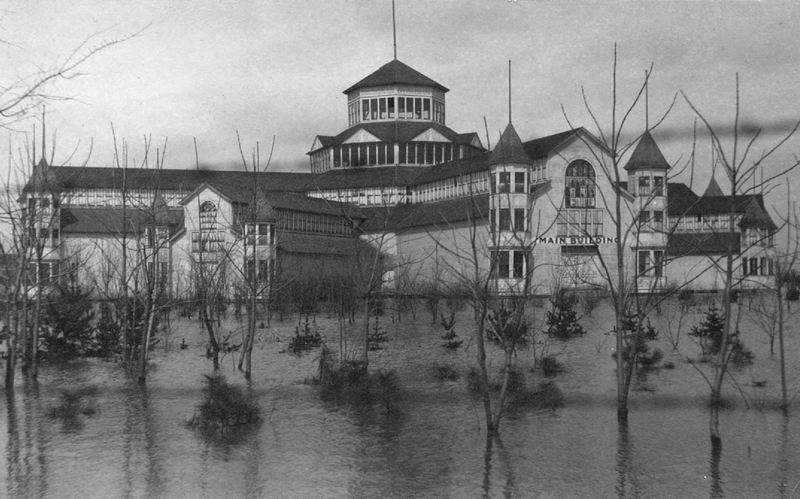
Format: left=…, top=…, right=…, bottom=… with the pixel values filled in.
left=612, top=314, right=663, bottom=370
left=545, top=290, right=586, bottom=340
left=315, top=345, right=401, bottom=411
left=689, top=306, right=754, bottom=365
left=540, top=355, right=564, bottom=377
left=48, top=386, right=99, bottom=420
left=487, top=306, right=529, bottom=347
left=431, top=362, right=460, bottom=381
left=439, top=311, right=462, bottom=349
left=42, top=284, right=96, bottom=360
left=190, top=375, right=260, bottom=431
left=288, top=317, right=322, bottom=354
left=367, top=321, right=389, bottom=351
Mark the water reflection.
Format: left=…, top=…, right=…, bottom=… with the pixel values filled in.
left=481, top=434, right=517, bottom=498
left=778, top=414, right=790, bottom=497
left=709, top=440, right=724, bottom=498
left=615, top=420, right=641, bottom=498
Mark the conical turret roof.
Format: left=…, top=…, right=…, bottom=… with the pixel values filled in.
left=624, top=131, right=671, bottom=171
left=488, top=123, right=531, bottom=166
left=152, top=191, right=172, bottom=225
left=29, top=158, right=60, bottom=193
left=739, top=198, right=777, bottom=231
left=703, top=175, right=725, bottom=197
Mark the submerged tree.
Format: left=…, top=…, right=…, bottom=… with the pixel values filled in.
left=682, top=74, right=800, bottom=447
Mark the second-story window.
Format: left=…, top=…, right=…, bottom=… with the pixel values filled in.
left=565, top=160, right=596, bottom=208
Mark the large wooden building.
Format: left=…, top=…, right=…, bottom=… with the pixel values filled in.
left=20, top=57, right=778, bottom=299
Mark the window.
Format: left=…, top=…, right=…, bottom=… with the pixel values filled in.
left=514, top=172, right=526, bottom=193
left=653, top=176, right=665, bottom=196
left=246, top=223, right=273, bottom=246
left=491, top=249, right=528, bottom=279
left=513, top=208, right=526, bottom=232
left=498, top=172, right=511, bottom=193
left=557, top=209, right=603, bottom=237
left=638, top=250, right=650, bottom=277
left=245, top=259, right=271, bottom=285
left=565, top=160, right=596, bottom=208
left=638, top=175, right=651, bottom=196
left=499, top=208, right=511, bottom=231
left=653, top=211, right=664, bottom=231
left=638, top=210, right=650, bottom=229
left=638, top=250, right=665, bottom=278
left=199, top=201, right=217, bottom=231
left=654, top=250, right=664, bottom=277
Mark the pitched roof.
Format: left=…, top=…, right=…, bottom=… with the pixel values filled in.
left=411, top=152, right=491, bottom=185
left=738, top=198, right=777, bottom=231
left=304, top=166, right=422, bottom=190
left=343, top=59, right=448, bottom=94
left=666, top=182, right=700, bottom=216
left=23, top=166, right=312, bottom=195
left=521, top=128, right=612, bottom=160
left=623, top=131, right=671, bottom=171
left=267, top=191, right=365, bottom=219
left=703, top=176, right=725, bottom=197
left=667, top=231, right=740, bottom=256
left=309, top=121, right=480, bottom=153
left=276, top=232, right=359, bottom=256
left=372, top=194, right=491, bottom=232
left=488, top=124, right=532, bottom=166
left=60, top=207, right=184, bottom=235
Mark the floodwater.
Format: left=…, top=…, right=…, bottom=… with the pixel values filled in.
left=2, top=298, right=800, bottom=498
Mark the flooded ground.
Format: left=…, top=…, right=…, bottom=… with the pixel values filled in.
left=2, top=298, right=799, bottom=498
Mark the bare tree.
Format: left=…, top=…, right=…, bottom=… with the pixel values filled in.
left=561, top=45, right=679, bottom=422
left=682, top=74, right=800, bottom=446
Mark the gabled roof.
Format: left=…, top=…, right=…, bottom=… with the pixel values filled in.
left=667, top=231, right=740, bottom=256
left=623, top=131, right=671, bottom=171
left=521, top=128, right=610, bottom=160
left=489, top=123, right=531, bottom=166
left=308, top=122, right=481, bottom=154
left=343, top=59, right=448, bottom=94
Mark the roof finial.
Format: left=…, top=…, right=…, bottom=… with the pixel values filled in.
left=41, top=105, right=47, bottom=164
left=508, top=60, right=512, bottom=125
left=392, top=0, right=397, bottom=60
left=644, top=70, right=649, bottom=131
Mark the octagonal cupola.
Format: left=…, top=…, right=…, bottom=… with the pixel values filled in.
left=343, top=59, right=448, bottom=127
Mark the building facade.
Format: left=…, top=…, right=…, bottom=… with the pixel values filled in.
left=20, top=57, right=778, bottom=299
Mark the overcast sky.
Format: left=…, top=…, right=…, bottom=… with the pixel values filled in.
left=4, top=0, right=800, bottom=211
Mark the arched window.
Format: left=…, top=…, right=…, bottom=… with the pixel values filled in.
left=199, top=201, right=217, bottom=231
left=565, top=160, right=596, bottom=208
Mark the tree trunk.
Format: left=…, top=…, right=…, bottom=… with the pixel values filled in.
left=29, top=285, right=42, bottom=379
left=777, top=285, right=787, bottom=410
left=201, top=305, right=220, bottom=370
left=138, top=293, right=158, bottom=383
left=4, top=307, right=18, bottom=390
left=363, top=296, right=370, bottom=366
left=475, top=308, right=496, bottom=435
